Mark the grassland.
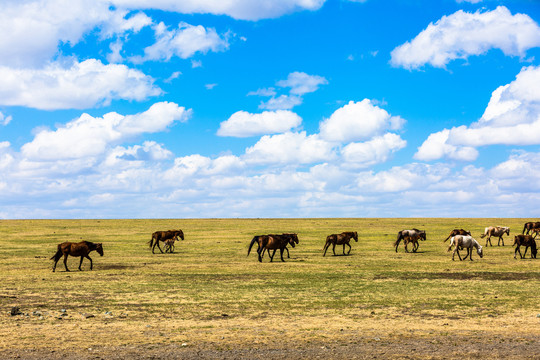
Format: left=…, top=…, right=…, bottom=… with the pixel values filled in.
left=0, top=218, right=539, bottom=359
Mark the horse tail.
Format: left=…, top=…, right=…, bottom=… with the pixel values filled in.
left=323, top=235, right=333, bottom=250
left=447, top=237, right=455, bottom=252
left=247, top=236, right=258, bottom=256
left=393, top=232, right=402, bottom=248
left=443, top=234, right=451, bottom=243
left=50, top=245, right=62, bottom=262
left=480, top=229, right=487, bottom=238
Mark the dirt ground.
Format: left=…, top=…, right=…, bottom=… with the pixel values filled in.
left=1, top=335, right=539, bottom=360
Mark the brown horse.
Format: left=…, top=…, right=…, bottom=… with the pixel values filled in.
left=248, top=233, right=298, bottom=259
left=248, top=234, right=297, bottom=262
left=149, top=229, right=184, bottom=254
left=522, top=221, right=540, bottom=235
left=480, top=226, right=509, bottom=246
left=443, top=229, right=471, bottom=242
left=513, top=235, right=537, bottom=259
left=51, top=241, right=104, bottom=272
left=394, top=229, right=426, bottom=253
left=323, top=231, right=358, bottom=256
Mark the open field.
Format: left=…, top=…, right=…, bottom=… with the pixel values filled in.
left=0, top=218, right=539, bottom=359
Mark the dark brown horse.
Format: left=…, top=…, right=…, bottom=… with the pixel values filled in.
left=248, top=233, right=298, bottom=259
left=443, top=229, right=471, bottom=242
left=51, top=241, right=104, bottom=272
left=513, top=235, right=537, bottom=259
left=248, top=234, right=298, bottom=262
left=323, top=231, right=358, bottom=256
left=394, top=229, right=426, bottom=253
left=522, top=221, right=540, bottom=235
left=149, top=229, right=184, bottom=254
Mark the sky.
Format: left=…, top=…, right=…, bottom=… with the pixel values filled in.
left=1, top=0, right=540, bottom=219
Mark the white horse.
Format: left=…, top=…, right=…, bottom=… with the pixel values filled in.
left=447, top=235, right=483, bottom=261
left=480, top=226, right=509, bottom=246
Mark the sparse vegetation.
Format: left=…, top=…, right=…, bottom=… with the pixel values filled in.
left=0, top=218, right=538, bottom=358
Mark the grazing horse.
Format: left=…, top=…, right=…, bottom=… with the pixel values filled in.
left=248, top=234, right=297, bottom=262
left=447, top=235, right=483, bottom=261
left=323, top=231, right=358, bottom=256
left=394, top=229, right=426, bottom=253
left=51, top=241, right=104, bottom=272
left=480, top=226, right=510, bottom=246
left=522, top=221, right=540, bottom=235
left=513, top=235, right=537, bottom=259
left=149, top=229, right=184, bottom=254
left=443, top=229, right=471, bottom=242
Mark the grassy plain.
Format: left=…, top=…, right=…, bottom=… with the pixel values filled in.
left=0, top=218, right=539, bottom=359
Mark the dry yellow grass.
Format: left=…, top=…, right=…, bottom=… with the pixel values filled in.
left=0, top=218, right=539, bottom=358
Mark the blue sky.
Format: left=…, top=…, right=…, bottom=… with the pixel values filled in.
left=1, top=0, right=540, bottom=219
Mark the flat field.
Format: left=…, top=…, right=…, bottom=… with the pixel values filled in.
left=0, top=218, right=539, bottom=359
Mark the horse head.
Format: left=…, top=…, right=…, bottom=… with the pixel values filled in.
left=177, top=230, right=184, bottom=240
left=353, top=232, right=358, bottom=242
left=477, top=245, right=483, bottom=258
left=504, top=227, right=510, bottom=236
left=419, top=231, right=426, bottom=241
left=96, top=243, right=104, bottom=256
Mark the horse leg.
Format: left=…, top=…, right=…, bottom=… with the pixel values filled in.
left=280, top=248, right=285, bottom=262
left=258, top=247, right=264, bottom=262
left=462, top=248, right=470, bottom=260
left=63, top=254, right=70, bottom=272
left=404, top=240, right=409, bottom=253
left=468, top=248, right=474, bottom=261
left=285, top=246, right=290, bottom=258
left=323, top=242, right=330, bottom=256
left=332, top=243, right=336, bottom=256
left=270, top=249, right=277, bottom=262
left=346, top=243, right=352, bottom=255
left=156, top=241, right=164, bottom=254
left=523, top=246, right=528, bottom=258
left=79, top=256, right=84, bottom=271
left=413, top=240, right=418, bottom=253
left=514, top=245, right=519, bottom=259
left=87, top=255, right=93, bottom=270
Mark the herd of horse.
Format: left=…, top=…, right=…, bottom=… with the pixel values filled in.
left=49, top=222, right=540, bottom=271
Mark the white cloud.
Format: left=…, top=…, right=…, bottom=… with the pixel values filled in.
left=342, top=133, right=407, bottom=168
left=276, top=71, right=328, bottom=95
left=391, top=6, right=540, bottom=69
left=111, top=0, right=326, bottom=21
left=0, top=112, right=12, bottom=126
left=21, top=102, right=190, bottom=160
left=0, top=59, right=161, bottom=110
left=414, top=129, right=479, bottom=161
left=319, top=99, right=405, bottom=142
left=259, top=95, right=303, bottom=110
left=217, top=110, right=302, bottom=137
left=135, top=22, right=230, bottom=62
left=244, top=132, right=335, bottom=165
left=415, top=65, right=540, bottom=161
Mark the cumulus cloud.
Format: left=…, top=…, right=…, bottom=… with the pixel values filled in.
left=244, top=132, right=335, bottom=165
left=391, top=6, right=540, bottom=69
left=319, top=99, right=405, bottom=143
left=415, top=65, right=540, bottom=161
left=21, top=102, right=190, bottom=160
left=217, top=110, right=302, bottom=137
left=342, top=133, right=407, bottom=168
left=276, top=71, right=328, bottom=95
left=111, top=0, right=326, bottom=21
left=253, top=72, right=327, bottom=110
left=0, top=59, right=161, bottom=110
left=134, top=22, right=230, bottom=62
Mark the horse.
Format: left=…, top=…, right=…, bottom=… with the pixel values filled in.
left=443, top=229, right=471, bottom=242
left=248, top=234, right=297, bottom=262
left=513, top=235, right=537, bottom=259
left=51, top=241, right=104, bottom=272
left=394, top=229, right=426, bottom=253
left=323, top=231, right=358, bottom=256
left=522, top=221, right=540, bottom=235
left=480, top=226, right=510, bottom=246
left=149, top=229, right=184, bottom=254
left=447, top=235, right=483, bottom=261
left=248, top=233, right=298, bottom=259
left=164, top=238, right=176, bottom=253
